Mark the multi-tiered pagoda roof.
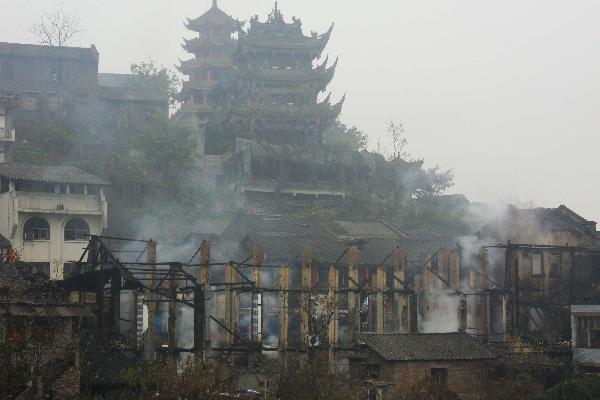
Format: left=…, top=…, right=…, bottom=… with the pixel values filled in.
left=226, top=3, right=344, bottom=147
left=178, top=0, right=238, bottom=117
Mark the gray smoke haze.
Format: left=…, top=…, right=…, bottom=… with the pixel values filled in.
left=1, top=0, right=598, bottom=223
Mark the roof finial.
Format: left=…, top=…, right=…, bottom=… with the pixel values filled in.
left=212, top=0, right=218, bottom=8
left=275, top=1, right=278, bottom=11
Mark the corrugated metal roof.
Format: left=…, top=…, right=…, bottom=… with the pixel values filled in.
left=0, top=163, right=108, bottom=185
left=358, top=332, right=495, bottom=362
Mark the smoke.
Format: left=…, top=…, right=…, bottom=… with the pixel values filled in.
left=420, top=288, right=459, bottom=333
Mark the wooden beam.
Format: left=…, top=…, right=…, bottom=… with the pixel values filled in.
left=278, top=265, right=289, bottom=367
left=300, top=247, right=312, bottom=352
left=328, top=265, right=339, bottom=372
left=200, top=240, right=211, bottom=356
left=348, top=245, right=360, bottom=342
left=144, top=239, right=157, bottom=360
left=376, top=267, right=386, bottom=333
left=393, top=247, right=406, bottom=332
left=480, top=248, right=489, bottom=342
left=224, top=262, right=236, bottom=347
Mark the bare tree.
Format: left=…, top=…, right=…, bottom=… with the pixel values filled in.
left=31, top=6, right=82, bottom=46
left=388, top=120, right=410, bottom=161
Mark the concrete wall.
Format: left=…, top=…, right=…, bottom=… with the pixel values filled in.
left=0, top=189, right=105, bottom=280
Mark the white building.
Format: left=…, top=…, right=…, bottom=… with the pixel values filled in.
left=0, top=163, right=108, bottom=279
left=0, top=90, right=108, bottom=280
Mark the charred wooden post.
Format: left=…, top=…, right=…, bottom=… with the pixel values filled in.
left=422, top=255, right=433, bottom=320
left=90, top=238, right=106, bottom=338
left=348, top=245, right=360, bottom=341
left=200, top=240, right=211, bottom=356
left=144, top=239, right=157, bottom=360
left=328, top=265, right=339, bottom=372
left=278, top=265, right=289, bottom=366
left=193, top=284, right=205, bottom=360
left=376, top=267, right=386, bottom=333
left=224, top=262, right=236, bottom=347
left=300, top=247, right=312, bottom=352
left=479, top=248, right=490, bottom=342
left=393, top=247, right=406, bottom=332
left=437, top=249, right=449, bottom=289
left=449, top=250, right=460, bottom=289
left=458, top=294, right=467, bottom=332
left=168, top=263, right=179, bottom=364
left=468, top=270, right=479, bottom=336
left=409, top=275, right=419, bottom=333
left=110, top=267, right=121, bottom=333
left=252, top=243, right=263, bottom=344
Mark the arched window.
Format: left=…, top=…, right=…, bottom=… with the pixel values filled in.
left=64, top=218, right=90, bottom=241
left=23, top=217, right=50, bottom=240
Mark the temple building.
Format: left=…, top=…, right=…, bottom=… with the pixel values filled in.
left=185, top=3, right=348, bottom=208
left=178, top=0, right=237, bottom=127
left=226, top=2, right=341, bottom=148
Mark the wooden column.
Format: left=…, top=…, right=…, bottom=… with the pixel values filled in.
left=449, top=250, right=460, bottom=289
left=193, top=284, right=205, bottom=360
left=300, top=247, right=312, bottom=352
left=110, top=268, right=121, bottom=333
left=200, top=240, right=211, bottom=356
left=278, top=266, right=289, bottom=365
left=437, top=249, right=449, bottom=289
left=422, top=255, right=433, bottom=321
left=480, top=248, right=489, bottom=342
left=348, top=245, right=360, bottom=341
left=376, top=267, right=386, bottom=333
left=168, top=263, right=179, bottom=364
left=468, top=270, right=479, bottom=335
left=411, top=275, right=421, bottom=333
left=327, top=266, right=339, bottom=373
left=224, top=262, right=236, bottom=347
left=393, top=247, right=406, bottom=332
left=144, top=240, right=157, bottom=360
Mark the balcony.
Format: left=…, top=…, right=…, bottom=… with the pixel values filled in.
left=0, top=128, right=15, bottom=142
left=15, top=192, right=104, bottom=215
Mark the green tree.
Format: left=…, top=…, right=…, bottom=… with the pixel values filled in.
left=130, top=60, right=181, bottom=110
left=128, top=112, right=197, bottom=190
left=324, top=120, right=369, bottom=151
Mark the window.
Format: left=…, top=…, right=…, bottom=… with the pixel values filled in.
left=431, top=368, right=448, bottom=386
left=23, top=217, right=50, bottom=240
left=550, top=254, right=561, bottom=276
left=64, top=218, right=90, bottom=241
left=531, top=253, right=543, bottom=276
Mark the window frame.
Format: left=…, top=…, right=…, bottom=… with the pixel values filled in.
left=531, top=253, right=544, bottom=276
left=23, top=216, right=50, bottom=241
left=64, top=218, right=90, bottom=242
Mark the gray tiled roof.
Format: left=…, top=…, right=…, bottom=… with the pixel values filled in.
left=0, top=163, right=108, bottom=185
left=358, top=332, right=495, bottom=362
left=0, top=42, right=98, bottom=61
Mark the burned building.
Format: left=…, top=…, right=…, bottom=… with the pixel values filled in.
left=0, top=261, right=92, bottom=399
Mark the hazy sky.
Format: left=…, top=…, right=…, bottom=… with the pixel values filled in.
left=2, top=0, right=599, bottom=222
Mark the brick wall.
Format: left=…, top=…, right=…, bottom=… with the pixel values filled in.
left=383, top=360, right=488, bottom=400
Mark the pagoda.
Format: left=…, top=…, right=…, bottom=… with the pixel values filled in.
left=224, top=2, right=344, bottom=148
left=178, top=0, right=238, bottom=119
